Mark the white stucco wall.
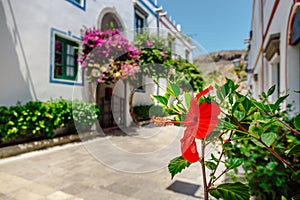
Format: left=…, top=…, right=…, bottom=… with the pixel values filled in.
left=0, top=0, right=135, bottom=106
left=249, top=0, right=300, bottom=114
left=0, top=0, right=194, bottom=126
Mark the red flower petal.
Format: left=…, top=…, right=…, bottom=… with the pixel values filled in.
left=180, top=87, right=221, bottom=162
left=195, top=86, right=213, bottom=99
left=180, top=128, right=200, bottom=163
left=194, top=102, right=220, bottom=139
left=184, top=101, right=220, bottom=139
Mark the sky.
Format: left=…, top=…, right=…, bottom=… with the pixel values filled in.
left=157, top=0, right=253, bottom=53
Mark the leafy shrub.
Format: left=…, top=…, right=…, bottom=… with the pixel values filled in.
left=0, top=99, right=101, bottom=142
left=227, top=113, right=300, bottom=199
left=72, top=100, right=101, bottom=127
left=153, top=78, right=300, bottom=199
left=133, top=104, right=166, bottom=121
left=149, top=105, right=167, bottom=118
left=220, top=84, right=300, bottom=199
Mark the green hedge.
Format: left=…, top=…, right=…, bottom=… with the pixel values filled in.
left=0, top=99, right=101, bottom=142
left=133, top=104, right=166, bottom=121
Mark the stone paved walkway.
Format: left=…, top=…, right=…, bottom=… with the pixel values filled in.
left=0, top=126, right=223, bottom=200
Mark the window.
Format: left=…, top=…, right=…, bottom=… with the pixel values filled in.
left=54, top=35, right=79, bottom=81
left=66, top=0, right=86, bottom=11
left=134, top=5, right=148, bottom=34
left=268, top=55, right=280, bottom=102
left=100, top=13, right=123, bottom=31
left=168, top=33, right=175, bottom=54
left=136, top=14, right=145, bottom=33
left=136, top=73, right=145, bottom=92
left=185, top=50, right=190, bottom=61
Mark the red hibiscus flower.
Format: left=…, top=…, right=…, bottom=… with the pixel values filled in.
left=181, top=86, right=221, bottom=163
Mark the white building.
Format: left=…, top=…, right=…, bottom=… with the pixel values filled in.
left=0, top=0, right=193, bottom=127
left=248, top=0, right=300, bottom=114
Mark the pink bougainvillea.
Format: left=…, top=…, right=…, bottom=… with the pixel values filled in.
left=78, top=27, right=141, bottom=84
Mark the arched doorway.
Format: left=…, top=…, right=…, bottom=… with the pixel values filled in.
left=96, top=9, right=126, bottom=129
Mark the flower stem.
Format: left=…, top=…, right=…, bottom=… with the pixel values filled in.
left=207, top=150, right=224, bottom=188
left=211, top=168, right=229, bottom=185
left=200, top=139, right=209, bottom=200
left=176, top=96, right=188, bottom=112
left=272, top=115, right=300, bottom=136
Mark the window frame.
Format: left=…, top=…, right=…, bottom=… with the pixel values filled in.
left=50, top=28, right=83, bottom=86
left=54, top=35, right=79, bottom=81
left=134, top=5, right=148, bottom=34
left=66, top=0, right=86, bottom=11
left=268, top=53, right=280, bottom=102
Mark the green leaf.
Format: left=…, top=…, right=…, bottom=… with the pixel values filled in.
left=209, top=182, right=250, bottom=200
left=285, top=144, right=300, bottom=156
left=183, top=92, right=192, bottom=109
left=274, top=95, right=289, bottom=111
left=167, top=82, right=180, bottom=98
left=281, top=196, right=288, bottom=200
left=205, top=161, right=217, bottom=170
left=242, top=98, right=253, bottom=113
left=261, top=132, right=277, bottom=147
left=252, top=100, right=265, bottom=111
left=231, top=102, right=239, bottom=114
left=225, top=158, right=243, bottom=170
left=267, top=85, right=276, bottom=96
left=291, top=170, right=300, bottom=181
left=251, top=138, right=265, bottom=147
left=217, top=82, right=231, bottom=100
left=220, top=120, right=238, bottom=130
left=206, top=130, right=221, bottom=141
left=229, top=94, right=234, bottom=105
left=226, top=78, right=236, bottom=90
left=168, top=156, right=191, bottom=179
left=292, top=193, right=300, bottom=200
left=294, top=113, right=300, bottom=131
left=211, top=153, right=219, bottom=162
left=253, top=112, right=261, bottom=120
left=216, top=85, right=225, bottom=102
left=223, top=141, right=233, bottom=150
left=152, top=95, right=168, bottom=106
left=248, top=124, right=261, bottom=138
left=234, top=111, right=245, bottom=121
left=262, top=92, right=267, bottom=99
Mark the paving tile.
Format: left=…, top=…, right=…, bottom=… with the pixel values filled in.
left=76, top=187, right=128, bottom=200
left=0, top=127, right=215, bottom=200
left=0, top=193, right=15, bottom=200
left=104, top=181, right=138, bottom=197
left=46, top=191, right=83, bottom=200
left=0, top=172, right=32, bottom=193
left=8, top=188, right=44, bottom=200
left=61, top=182, right=92, bottom=195
left=20, top=182, right=56, bottom=196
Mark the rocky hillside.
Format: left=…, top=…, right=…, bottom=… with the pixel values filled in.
left=193, top=49, right=247, bottom=93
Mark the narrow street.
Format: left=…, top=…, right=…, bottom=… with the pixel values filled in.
left=0, top=126, right=223, bottom=200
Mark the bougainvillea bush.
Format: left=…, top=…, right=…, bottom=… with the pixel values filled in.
left=78, top=27, right=141, bottom=84
left=152, top=79, right=300, bottom=200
